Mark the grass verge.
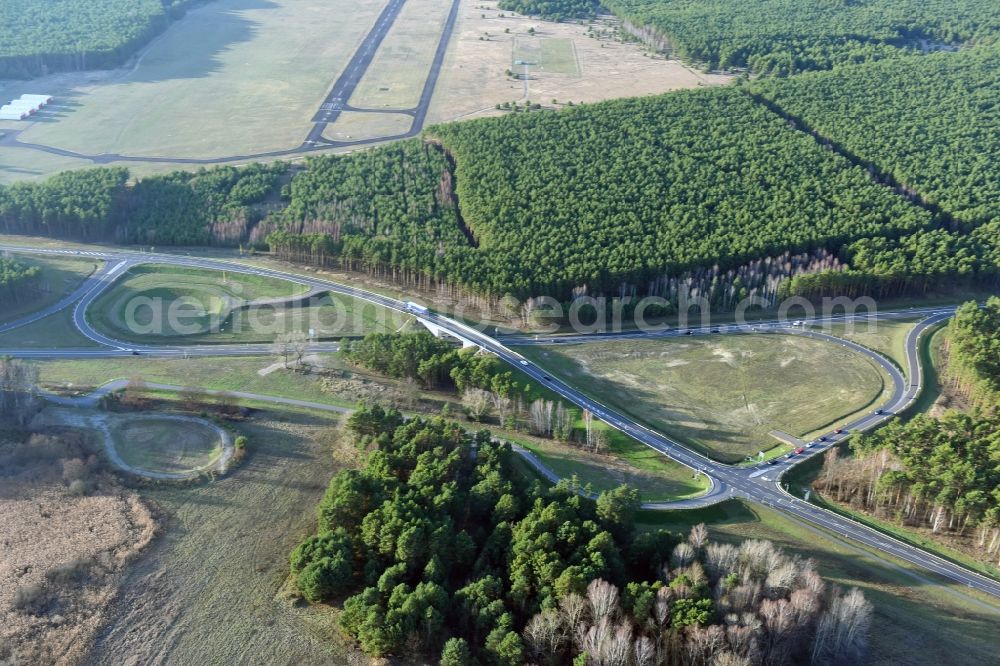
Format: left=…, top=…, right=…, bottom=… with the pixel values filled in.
left=0, top=254, right=99, bottom=324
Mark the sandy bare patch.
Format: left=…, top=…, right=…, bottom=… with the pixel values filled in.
left=0, top=432, right=156, bottom=665
left=428, top=0, right=733, bottom=125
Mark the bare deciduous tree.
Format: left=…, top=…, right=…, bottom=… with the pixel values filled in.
left=811, top=587, right=873, bottom=665
left=587, top=579, right=619, bottom=621
left=689, top=523, right=709, bottom=551
left=462, top=388, right=493, bottom=422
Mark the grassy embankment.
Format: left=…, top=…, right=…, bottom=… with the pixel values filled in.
left=520, top=334, right=893, bottom=463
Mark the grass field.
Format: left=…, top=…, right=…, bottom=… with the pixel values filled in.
left=109, top=416, right=222, bottom=475
left=87, top=264, right=372, bottom=344
left=907, top=324, right=954, bottom=416
left=0, top=308, right=100, bottom=348
left=0, top=254, right=99, bottom=324
left=639, top=500, right=1000, bottom=666
left=522, top=334, right=892, bottom=463
left=0, top=146, right=94, bottom=185
left=38, top=355, right=343, bottom=404
left=322, top=111, right=414, bottom=142
left=87, top=264, right=405, bottom=344
left=511, top=435, right=707, bottom=501
left=816, top=318, right=920, bottom=377
left=86, top=409, right=354, bottom=663
left=513, top=37, right=579, bottom=75
left=15, top=0, right=384, bottom=160
left=349, top=0, right=453, bottom=110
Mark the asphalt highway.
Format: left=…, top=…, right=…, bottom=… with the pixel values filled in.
left=3, top=243, right=999, bottom=598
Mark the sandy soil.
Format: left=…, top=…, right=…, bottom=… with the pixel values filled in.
left=0, top=431, right=156, bottom=665
left=427, top=0, right=733, bottom=125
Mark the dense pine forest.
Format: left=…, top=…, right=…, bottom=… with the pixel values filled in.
left=0, top=164, right=283, bottom=246
left=427, top=87, right=934, bottom=299
left=0, top=0, right=202, bottom=79
left=603, top=0, right=1000, bottom=75
left=754, top=47, right=1000, bottom=227
left=293, top=405, right=872, bottom=664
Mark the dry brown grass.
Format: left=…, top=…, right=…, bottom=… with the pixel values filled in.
left=428, top=1, right=733, bottom=125
left=0, top=431, right=156, bottom=665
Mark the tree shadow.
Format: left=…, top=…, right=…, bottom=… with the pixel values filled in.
left=122, top=0, right=280, bottom=85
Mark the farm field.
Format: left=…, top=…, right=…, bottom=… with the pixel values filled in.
left=83, top=409, right=355, bottom=664
left=638, top=501, right=1000, bottom=666
left=426, top=1, right=732, bottom=125
left=522, top=334, right=892, bottom=463
left=12, top=0, right=384, bottom=160
left=348, top=0, right=453, bottom=111
left=0, top=253, right=99, bottom=324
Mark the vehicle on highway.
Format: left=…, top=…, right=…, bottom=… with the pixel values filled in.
left=819, top=436, right=828, bottom=442
left=875, top=408, right=885, bottom=415
left=834, top=428, right=845, bottom=434
left=794, top=447, right=805, bottom=455
left=404, top=301, right=429, bottom=315
left=684, top=330, right=693, bottom=335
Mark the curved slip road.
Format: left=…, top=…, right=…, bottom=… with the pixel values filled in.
left=3, top=243, right=999, bottom=598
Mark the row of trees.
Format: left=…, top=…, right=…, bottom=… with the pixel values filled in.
left=292, top=404, right=872, bottom=664
left=603, top=0, right=999, bottom=75
left=0, top=163, right=284, bottom=245
left=783, top=219, right=1000, bottom=301
left=0, top=0, right=201, bottom=79
left=341, top=332, right=609, bottom=447
left=0, top=258, right=41, bottom=306
left=497, top=0, right=596, bottom=21
left=945, top=298, right=1000, bottom=409
left=816, top=411, right=1000, bottom=567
